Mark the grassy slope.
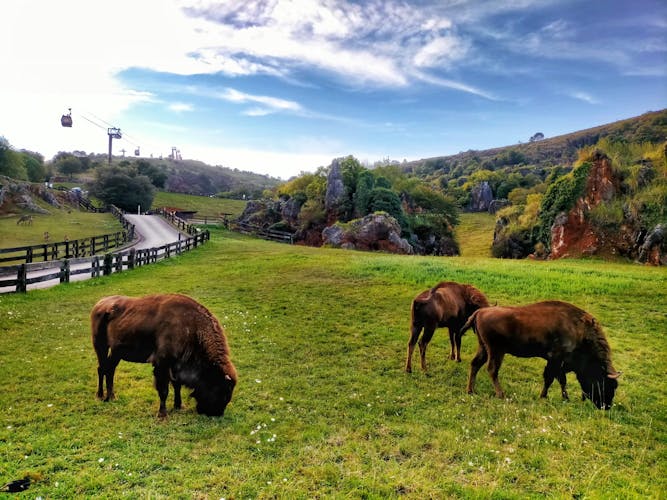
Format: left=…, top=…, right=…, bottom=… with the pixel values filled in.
left=152, top=191, right=247, bottom=217
left=0, top=226, right=665, bottom=498
left=0, top=211, right=123, bottom=249
left=455, top=212, right=496, bottom=258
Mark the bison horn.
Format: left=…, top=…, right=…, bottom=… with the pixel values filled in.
left=607, top=371, right=621, bottom=379
left=225, top=374, right=232, bottom=381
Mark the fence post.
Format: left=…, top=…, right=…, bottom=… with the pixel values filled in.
left=26, top=247, right=33, bottom=264
left=17, top=264, right=27, bottom=293
left=128, top=248, right=136, bottom=270
left=60, top=259, right=70, bottom=283
left=103, top=254, right=113, bottom=275
left=91, top=256, right=100, bottom=277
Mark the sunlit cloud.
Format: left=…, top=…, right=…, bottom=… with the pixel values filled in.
left=168, top=102, right=194, bottom=112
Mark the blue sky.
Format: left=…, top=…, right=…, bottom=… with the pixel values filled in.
left=2, top=0, right=666, bottom=179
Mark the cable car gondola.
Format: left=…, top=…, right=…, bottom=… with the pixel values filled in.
left=61, top=108, right=72, bottom=127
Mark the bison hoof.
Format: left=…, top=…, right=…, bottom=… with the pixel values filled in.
left=405, top=367, right=412, bottom=374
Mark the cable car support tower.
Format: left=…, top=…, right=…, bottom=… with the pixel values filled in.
left=107, top=127, right=122, bottom=164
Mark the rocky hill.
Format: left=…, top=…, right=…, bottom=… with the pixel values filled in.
left=402, top=109, right=667, bottom=182
left=492, top=145, right=666, bottom=264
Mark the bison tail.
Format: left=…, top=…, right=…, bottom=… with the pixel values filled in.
left=91, top=300, right=115, bottom=354
left=461, top=309, right=480, bottom=335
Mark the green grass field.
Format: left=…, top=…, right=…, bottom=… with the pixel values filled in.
left=0, top=217, right=665, bottom=498
left=152, top=192, right=247, bottom=217
left=0, top=211, right=123, bottom=249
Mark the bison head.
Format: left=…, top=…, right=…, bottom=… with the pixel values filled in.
left=580, top=372, right=619, bottom=410
left=192, top=371, right=236, bottom=417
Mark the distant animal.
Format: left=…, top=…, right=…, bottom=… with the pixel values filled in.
left=462, top=300, right=620, bottom=409
left=91, top=294, right=237, bottom=418
left=43, top=231, right=49, bottom=241
left=16, top=215, right=33, bottom=225
left=405, top=281, right=490, bottom=372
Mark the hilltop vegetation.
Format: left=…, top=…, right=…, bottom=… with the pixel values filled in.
left=402, top=109, right=667, bottom=199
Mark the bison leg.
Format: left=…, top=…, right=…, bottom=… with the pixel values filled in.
left=557, top=371, right=569, bottom=400
left=487, top=352, right=506, bottom=398
left=540, top=361, right=569, bottom=400
left=153, top=364, right=170, bottom=419
left=96, top=364, right=105, bottom=400
left=418, top=326, right=436, bottom=372
left=102, top=354, right=121, bottom=402
left=405, top=324, right=422, bottom=373
left=453, top=329, right=464, bottom=362
left=448, top=329, right=457, bottom=360
left=172, top=380, right=182, bottom=410
left=467, top=343, right=488, bottom=394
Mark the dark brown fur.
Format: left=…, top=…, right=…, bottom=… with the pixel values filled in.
left=405, top=282, right=490, bottom=372
left=91, top=294, right=237, bottom=418
left=462, top=300, right=619, bottom=409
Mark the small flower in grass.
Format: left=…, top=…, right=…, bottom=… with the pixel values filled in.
left=504, top=457, right=512, bottom=464
left=47, top=404, right=53, bottom=408
left=98, top=458, right=104, bottom=463
left=6, top=425, right=12, bottom=430
left=255, top=379, right=262, bottom=383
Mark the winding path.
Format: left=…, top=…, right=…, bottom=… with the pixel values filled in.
left=1, top=215, right=184, bottom=293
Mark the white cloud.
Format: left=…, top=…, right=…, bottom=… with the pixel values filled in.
left=413, top=35, right=468, bottom=68
left=219, top=88, right=303, bottom=114
left=568, top=91, right=600, bottom=105
left=168, top=103, right=194, bottom=112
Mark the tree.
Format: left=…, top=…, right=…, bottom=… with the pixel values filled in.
left=20, top=150, right=48, bottom=182
left=0, top=137, right=27, bottom=179
left=353, top=170, right=375, bottom=217
left=136, top=160, right=168, bottom=188
left=368, top=187, right=406, bottom=229
left=55, top=154, right=86, bottom=179
left=530, top=132, right=545, bottom=142
left=89, top=165, right=155, bottom=212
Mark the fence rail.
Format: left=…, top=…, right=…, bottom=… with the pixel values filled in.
left=0, top=231, right=210, bottom=293
left=0, top=205, right=134, bottom=266
left=234, top=221, right=294, bottom=244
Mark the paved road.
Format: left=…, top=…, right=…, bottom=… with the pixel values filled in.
left=0, top=215, right=184, bottom=293
left=123, top=214, right=183, bottom=249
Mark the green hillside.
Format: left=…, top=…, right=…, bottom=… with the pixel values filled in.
left=1, top=229, right=664, bottom=498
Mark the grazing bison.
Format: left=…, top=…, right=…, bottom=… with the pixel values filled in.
left=91, top=294, right=237, bottom=418
left=405, top=282, right=490, bottom=372
left=462, top=301, right=620, bottom=409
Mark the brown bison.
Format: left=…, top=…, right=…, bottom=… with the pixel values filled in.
left=91, top=294, right=237, bottom=418
left=462, top=301, right=620, bottom=409
left=405, top=281, right=490, bottom=372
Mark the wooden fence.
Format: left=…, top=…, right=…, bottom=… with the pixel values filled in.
left=234, top=221, right=294, bottom=244
left=0, top=205, right=134, bottom=266
left=0, top=231, right=209, bottom=293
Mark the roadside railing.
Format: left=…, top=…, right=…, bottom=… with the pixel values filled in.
left=0, top=205, right=134, bottom=266
left=233, top=221, right=294, bottom=244
left=0, top=230, right=210, bottom=293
